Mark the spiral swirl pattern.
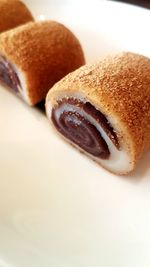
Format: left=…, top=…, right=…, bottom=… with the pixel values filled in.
left=52, top=99, right=119, bottom=159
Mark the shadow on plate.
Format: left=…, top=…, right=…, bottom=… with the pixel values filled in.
left=36, top=100, right=45, bottom=113
left=121, top=150, right=150, bottom=183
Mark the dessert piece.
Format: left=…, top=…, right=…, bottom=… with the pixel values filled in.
left=0, top=0, right=33, bottom=33
left=46, top=52, right=150, bottom=175
left=0, top=21, right=85, bottom=105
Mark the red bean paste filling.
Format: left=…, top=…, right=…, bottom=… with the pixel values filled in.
left=51, top=99, right=119, bottom=160
left=0, top=55, right=21, bottom=92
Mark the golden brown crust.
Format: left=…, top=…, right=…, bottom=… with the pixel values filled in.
left=0, top=0, right=33, bottom=33
left=0, top=20, right=85, bottom=105
left=46, top=52, right=150, bottom=166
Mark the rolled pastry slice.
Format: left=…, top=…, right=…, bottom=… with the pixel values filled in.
left=0, top=21, right=85, bottom=105
left=46, top=52, right=150, bottom=175
left=0, top=0, right=33, bottom=33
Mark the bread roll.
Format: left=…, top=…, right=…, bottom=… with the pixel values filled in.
left=0, top=0, right=33, bottom=33
left=0, top=21, right=85, bottom=105
left=46, top=52, right=150, bottom=175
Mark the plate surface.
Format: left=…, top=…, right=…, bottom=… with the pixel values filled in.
left=0, top=1, right=150, bottom=267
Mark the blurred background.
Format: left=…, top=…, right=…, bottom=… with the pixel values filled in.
left=113, top=0, right=150, bottom=8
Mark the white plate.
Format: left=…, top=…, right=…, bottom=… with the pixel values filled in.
left=0, top=1, right=150, bottom=266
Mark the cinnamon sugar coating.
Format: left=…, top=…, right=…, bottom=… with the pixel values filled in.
left=0, top=0, right=33, bottom=33
left=46, top=52, right=150, bottom=171
left=0, top=20, right=85, bottom=105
